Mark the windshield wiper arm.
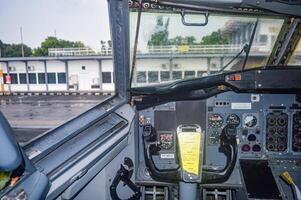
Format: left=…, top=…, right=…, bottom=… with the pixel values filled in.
left=218, top=44, right=249, bottom=73
left=242, top=18, right=259, bottom=71
left=218, top=19, right=259, bottom=73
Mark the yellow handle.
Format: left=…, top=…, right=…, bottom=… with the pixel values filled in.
left=280, top=171, right=294, bottom=185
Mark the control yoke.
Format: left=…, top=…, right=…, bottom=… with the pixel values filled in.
left=143, top=124, right=237, bottom=184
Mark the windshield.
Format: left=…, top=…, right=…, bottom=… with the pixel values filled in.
left=130, top=9, right=284, bottom=88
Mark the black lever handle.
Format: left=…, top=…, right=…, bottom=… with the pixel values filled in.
left=143, top=136, right=181, bottom=182
left=202, top=125, right=238, bottom=183
left=110, top=165, right=141, bottom=200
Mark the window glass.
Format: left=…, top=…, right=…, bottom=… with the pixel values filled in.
left=57, top=73, right=66, bottom=84
left=197, top=71, right=207, bottom=77
left=137, top=71, right=146, bottom=83
left=28, top=73, right=37, bottom=84
left=148, top=71, right=159, bottom=83
left=172, top=71, right=182, bottom=80
left=210, top=70, right=219, bottom=74
left=160, top=71, right=170, bottom=82
left=3, top=73, right=18, bottom=84
left=19, top=73, right=27, bottom=84
left=130, top=11, right=284, bottom=87
left=3, top=73, right=7, bottom=84
left=112, top=72, right=115, bottom=83
left=10, top=74, right=18, bottom=84
left=38, top=73, right=46, bottom=84
left=259, top=35, right=268, bottom=43
left=102, top=72, right=112, bottom=83
left=184, top=71, right=195, bottom=79
left=47, top=73, right=56, bottom=84
left=0, top=0, right=113, bottom=148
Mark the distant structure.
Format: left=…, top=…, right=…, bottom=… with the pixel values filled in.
left=0, top=20, right=300, bottom=95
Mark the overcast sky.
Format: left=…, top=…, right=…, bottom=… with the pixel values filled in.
left=0, top=0, right=111, bottom=49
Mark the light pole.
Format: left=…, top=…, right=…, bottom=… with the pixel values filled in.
left=20, top=27, right=24, bottom=57
left=0, top=40, right=2, bottom=58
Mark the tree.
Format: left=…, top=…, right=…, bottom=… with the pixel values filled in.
left=33, top=37, right=85, bottom=56
left=186, top=36, right=197, bottom=45
left=0, top=40, right=32, bottom=57
left=147, top=16, right=170, bottom=46
left=147, top=15, right=229, bottom=47
left=107, top=40, right=112, bottom=48
left=200, top=30, right=229, bottom=45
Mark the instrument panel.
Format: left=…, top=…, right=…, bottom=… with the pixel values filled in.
left=137, top=92, right=301, bottom=164
left=137, top=92, right=301, bottom=196
left=206, top=92, right=301, bottom=162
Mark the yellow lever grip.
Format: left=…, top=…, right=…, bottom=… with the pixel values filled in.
left=280, top=171, right=294, bottom=185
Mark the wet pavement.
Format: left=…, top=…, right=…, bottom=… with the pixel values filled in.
left=0, top=95, right=108, bottom=144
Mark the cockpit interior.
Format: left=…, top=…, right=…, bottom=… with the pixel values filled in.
left=1, top=0, right=301, bottom=200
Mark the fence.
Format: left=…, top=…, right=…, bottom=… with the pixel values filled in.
left=48, top=44, right=275, bottom=57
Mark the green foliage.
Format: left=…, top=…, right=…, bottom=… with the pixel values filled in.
left=0, top=40, right=32, bottom=57
left=200, top=30, right=229, bottom=45
left=147, top=17, right=229, bottom=46
left=147, top=17, right=198, bottom=46
left=1, top=37, right=86, bottom=57
left=147, top=16, right=170, bottom=46
left=33, top=37, right=85, bottom=56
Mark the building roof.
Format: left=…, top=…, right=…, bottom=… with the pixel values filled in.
left=0, top=55, right=112, bottom=62
left=0, top=50, right=271, bottom=63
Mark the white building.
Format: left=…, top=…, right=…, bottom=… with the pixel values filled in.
left=1, top=37, right=300, bottom=94
left=0, top=56, right=114, bottom=94
left=0, top=52, right=265, bottom=94
left=1, top=17, right=293, bottom=94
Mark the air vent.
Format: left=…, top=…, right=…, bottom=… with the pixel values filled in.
left=27, top=66, right=35, bottom=71
left=161, top=64, right=168, bottom=69
left=91, top=85, right=100, bottom=89
left=214, top=100, right=230, bottom=107
left=202, top=188, right=233, bottom=200
left=140, top=185, right=169, bottom=200
left=8, top=66, right=16, bottom=72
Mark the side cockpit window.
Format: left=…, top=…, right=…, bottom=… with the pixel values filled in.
left=0, top=0, right=112, bottom=154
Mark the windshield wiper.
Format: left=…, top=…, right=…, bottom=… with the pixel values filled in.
left=130, top=1, right=143, bottom=87
left=218, top=44, right=249, bottom=73
left=218, top=18, right=259, bottom=73
left=242, top=18, right=259, bottom=71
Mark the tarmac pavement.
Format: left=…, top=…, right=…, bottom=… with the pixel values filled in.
left=0, top=95, right=108, bottom=144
